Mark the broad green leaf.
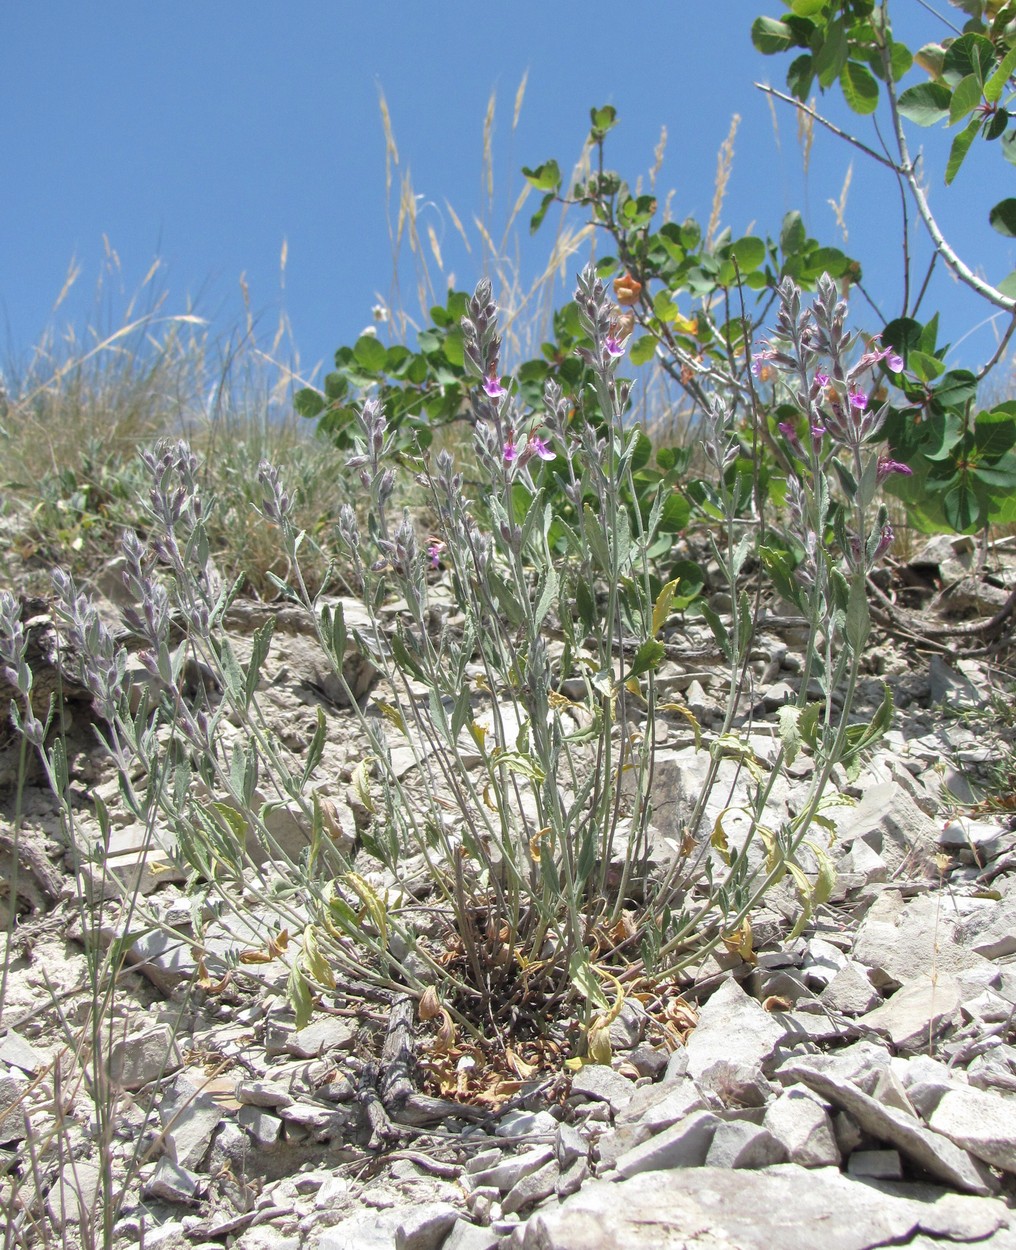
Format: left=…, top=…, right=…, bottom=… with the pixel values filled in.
left=840, top=62, right=879, bottom=114
left=352, top=334, right=387, bottom=373
left=780, top=211, right=806, bottom=256
left=786, top=53, right=815, bottom=99
left=751, top=16, right=795, bottom=54
left=897, top=81, right=952, bottom=126
left=728, top=236, right=766, bottom=271
left=997, top=271, right=1016, bottom=298
left=946, top=118, right=979, bottom=184
left=943, top=474, right=983, bottom=531
left=950, top=74, right=984, bottom=125
left=943, top=32, right=995, bottom=87
left=294, top=387, right=326, bottom=418
left=986, top=46, right=1016, bottom=104
left=590, top=105, right=618, bottom=135
left=629, top=335, right=657, bottom=366
left=521, top=160, right=561, bottom=192
left=990, top=198, right=1016, bottom=237
left=814, top=18, right=849, bottom=89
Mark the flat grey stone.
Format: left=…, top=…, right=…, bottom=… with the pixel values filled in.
left=830, top=781, right=940, bottom=876
left=144, top=1157, right=203, bottom=1203
left=781, top=1061, right=995, bottom=1194
left=940, top=817, right=1008, bottom=859
left=897, top=1054, right=962, bottom=1118
left=615, top=1077, right=705, bottom=1130
left=852, top=892, right=988, bottom=990
left=315, top=1207, right=406, bottom=1250
left=763, top=1088, right=840, bottom=1167
left=395, top=1201, right=459, bottom=1250
left=960, top=899, right=1016, bottom=960
left=109, top=1023, right=183, bottom=1090
left=238, top=1104, right=283, bottom=1150
left=159, top=1075, right=224, bottom=1171
left=46, top=1160, right=101, bottom=1229
left=555, top=1123, right=588, bottom=1168
left=496, top=1109, right=558, bottom=1139
left=235, top=1078, right=294, bottom=1108
left=442, top=1221, right=499, bottom=1250
left=685, top=978, right=785, bottom=1106
left=612, top=1109, right=720, bottom=1179
left=0, top=1032, right=46, bottom=1074
left=858, top=974, right=961, bottom=1054
left=704, top=1119, right=786, bottom=1169
left=568, top=1064, right=636, bottom=1113
left=0, top=1074, right=28, bottom=1144
left=469, top=1145, right=554, bottom=1192
left=929, top=1085, right=1016, bottom=1173
left=520, top=1164, right=1003, bottom=1250
left=502, top=1158, right=560, bottom=1215
left=283, top=1016, right=357, bottom=1058
left=819, top=962, right=881, bottom=1016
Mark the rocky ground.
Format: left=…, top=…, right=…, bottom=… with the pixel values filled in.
left=2, top=531, right=1016, bottom=1249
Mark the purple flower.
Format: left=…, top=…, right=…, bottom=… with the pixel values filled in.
left=815, top=372, right=829, bottom=388
left=876, top=455, right=912, bottom=483
left=778, top=421, right=800, bottom=446
left=886, top=351, right=904, bottom=373
left=848, top=390, right=867, bottom=410
left=751, top=347, right=777, bottom=377
left=529, top=434, right=555, bottom=461
left=426, top=541, right=445, bottom=569
left=604, top=335, right=625, bottom=359
left=810, top=424, right=826, bottom=446
left=483, top=372, right=507, bottom=399
left=503, top=439, right=519, bottom=463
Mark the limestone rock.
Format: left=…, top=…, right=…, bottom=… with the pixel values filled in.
left=858, top=974, right=962, bottom=1054
left=685, top=977, right=785, bottom=1106
left=928, top=1085, right=1016, bottom=1174
left=519, top=1165, right=1009, bottom=1250
left=780, top=1061, right=995, bottom=1195
left=763, top=1088, right=840, bottom=1167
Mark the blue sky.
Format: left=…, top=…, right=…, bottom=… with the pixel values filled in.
left=3, top=2, right=1013, bottom=393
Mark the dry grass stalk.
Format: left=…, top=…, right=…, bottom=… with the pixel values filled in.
left=707, top=114, right=741, bottom=250
left=828, top=162, right=854, bottom=244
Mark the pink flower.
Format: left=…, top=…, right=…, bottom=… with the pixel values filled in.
left=529, top=434, right=555, bottom=461
left=848, top=390, right=867, bottom=410
left=886, top=351, right=904, bottom=373
left=604, top=335, right=625, bottom=359
left=876, top=455, right=912, bottom=483
left=426, top=541, right=445, bottom=569
left=503, top=439, right=519, bottom=463
left=483, top=372, right=507, bottom=399
left=815, top=372, right=829, bottom=387
left=778, top=421, right=799, bottom=446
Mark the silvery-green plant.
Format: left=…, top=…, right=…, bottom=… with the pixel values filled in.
left=4, top=270, right=903, bottom=1077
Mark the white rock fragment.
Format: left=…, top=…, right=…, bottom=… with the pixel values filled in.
left=928, top=1085, right=1016, bottom=1174
left=685, top=977, right=785, bottom=1107
left=109, top=1022, right=183, bottom=1091
left=763, top=1088, right=840, bottom=1167
left=858, top=973, right=962, bottom=1054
